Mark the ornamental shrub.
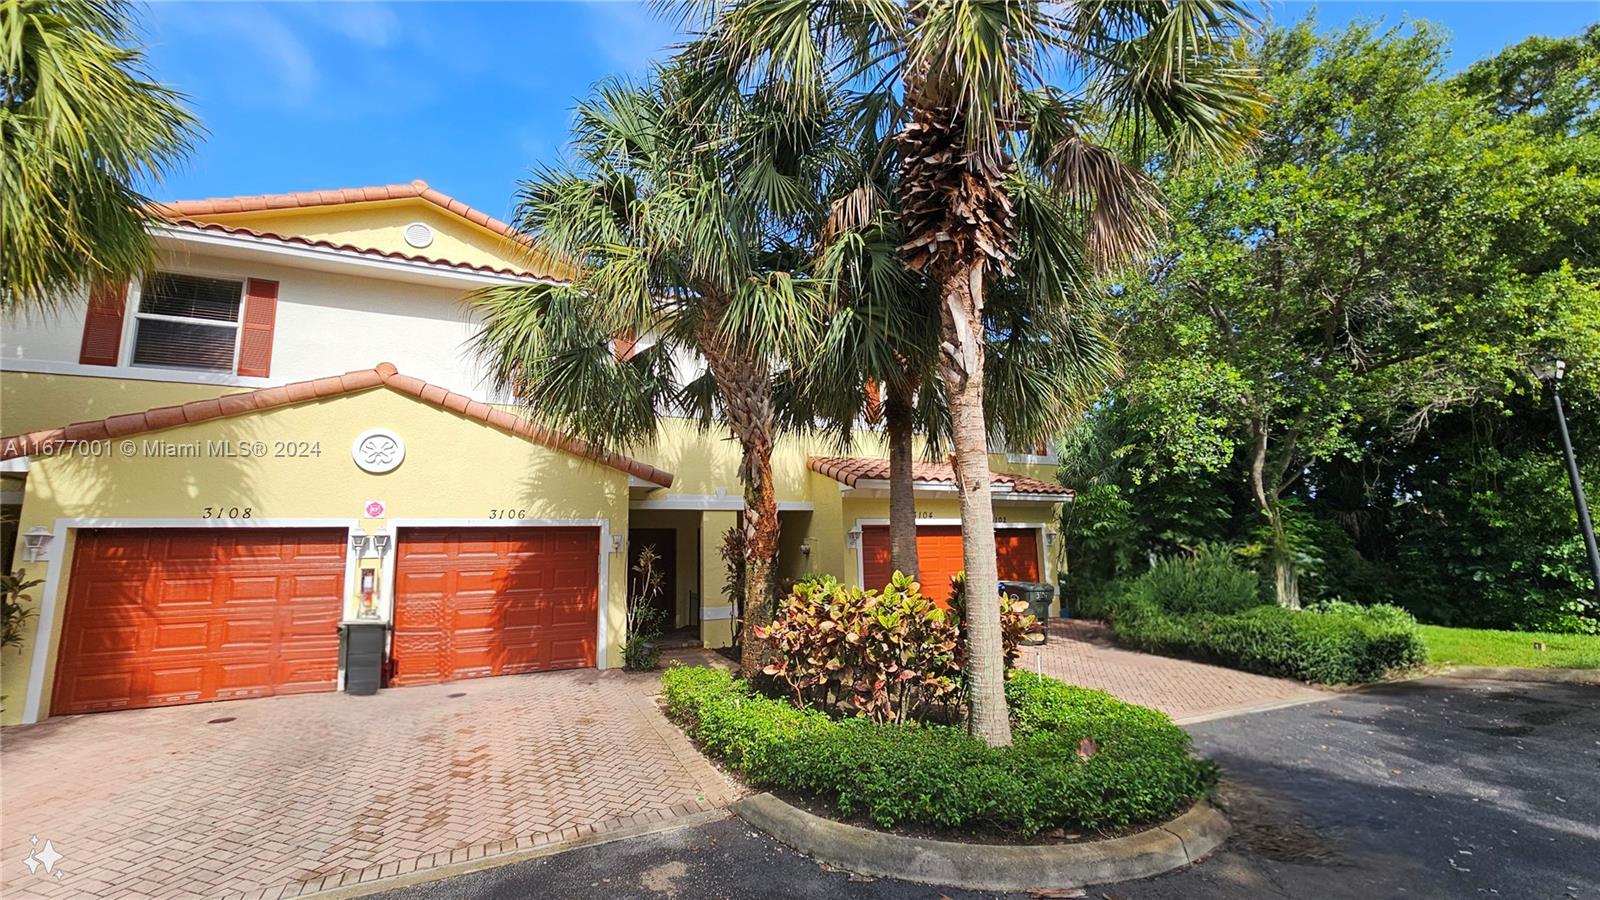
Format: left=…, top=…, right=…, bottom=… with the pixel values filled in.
left=948, top=571, right=1040, bottom=671
left=660, top=665, right=1212, bottom=836
left=1135, top=544, right=1266, bottom=616
left=1108, top=592, right=1426, bottom=684
left=755, top=572, right=1037, bottom=723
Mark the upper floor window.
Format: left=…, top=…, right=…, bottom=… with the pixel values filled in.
left=131, top=273, right=243, bottom=372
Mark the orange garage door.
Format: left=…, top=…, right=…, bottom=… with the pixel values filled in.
left=862, top=525, right=1040, bottom=604
left=53, top=528, right=346, bottom=716
left=390, top=527, right=599, bottom=687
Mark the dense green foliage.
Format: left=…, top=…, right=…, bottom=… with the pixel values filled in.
left=1061, top=21, right=1600, bottom=632
left=756, top=573, right=1037, bottom=724
left=1418, top=625, right=1600, bottom=670
left=1132, top=545, right=1265, bottom=616
left=1104, top=589, right=1427, bottom=684
left=1, top=0, right=198, bottom=311
left=661, top=666, right=1211, bottom=836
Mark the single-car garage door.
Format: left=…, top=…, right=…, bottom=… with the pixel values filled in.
left=390, top=526, right=599, bottom=687
left=862, top=525, right=1040, bottom=603
left=53, top=528, right=346, bottom=716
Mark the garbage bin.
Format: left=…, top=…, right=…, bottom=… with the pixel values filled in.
left=340, top=622, right=387, bottom=695
left=1000, top=581, right=1055, bottom=644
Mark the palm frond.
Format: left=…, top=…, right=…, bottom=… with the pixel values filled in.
left=2, top=0, right=200, bottom=313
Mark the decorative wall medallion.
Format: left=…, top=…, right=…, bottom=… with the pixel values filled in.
left=351, top=429, right=405, bottom=474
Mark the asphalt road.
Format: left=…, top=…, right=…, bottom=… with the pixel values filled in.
left=373, top=678, right=1599, bottom=900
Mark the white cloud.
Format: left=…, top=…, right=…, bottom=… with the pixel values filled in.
left=583, top=2, right=681, bottom=76
left=152, top=3, right=319, bottom=105
left=300, top=2, right=401, bottom=49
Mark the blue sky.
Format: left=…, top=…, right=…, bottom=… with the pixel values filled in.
left=140, top=2, right=1597, bottom=219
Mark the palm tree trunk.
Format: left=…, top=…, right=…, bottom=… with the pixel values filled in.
left=885, top=379, right=920, bottom=581
left=936, top=257, right=1012, bottom=748
left=740, top=453, right=780, bottom=675
left=697, top=318, right=781, bottom=678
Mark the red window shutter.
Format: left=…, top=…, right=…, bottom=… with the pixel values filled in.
left=78, top=282, right=129, bottom=366
left=614, top=329, right=638, bottom=361
left=236, top=278, right=279, bottom=377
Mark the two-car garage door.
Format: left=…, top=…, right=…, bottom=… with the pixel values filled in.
left=53, top=525, right=600, bottom=716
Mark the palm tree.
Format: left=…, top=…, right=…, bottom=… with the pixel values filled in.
left=472, top=69, right=848, bottom=677
left=678, top=0, right=1263, bottom=745
left=800, top=180, right=1122, bottom=590
left=794, top=204, right=938, bottom=582
left=1, top=0, right=199, bottom=312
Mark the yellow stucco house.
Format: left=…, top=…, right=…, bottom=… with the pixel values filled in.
left=0, top=182, right=1070, bottom=725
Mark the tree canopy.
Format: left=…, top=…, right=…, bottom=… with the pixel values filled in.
left=1062, top=20, right=1600, bottom=631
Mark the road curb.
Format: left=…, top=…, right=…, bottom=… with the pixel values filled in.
left=731, top=792, right=1228, bottom=892
left=1435, top=666, right=1600, bottom=685
left=296, top=808, right=731, bottom=900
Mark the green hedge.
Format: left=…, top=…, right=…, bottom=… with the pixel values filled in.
left=661, top=666, right=1213, bottom=836
left=1109, top=594, right=1427, bottom=684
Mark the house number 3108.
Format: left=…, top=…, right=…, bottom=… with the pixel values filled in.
left=201, top=506, right=253, bottom=519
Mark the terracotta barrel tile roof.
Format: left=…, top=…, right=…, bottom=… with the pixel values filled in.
left=159, top=218, right=559, bottom=282
left=149, top=180, right=575, bottom=281
left=0, top=365, right=673, bottom=488
left=154, top=180, right=519, bottom=239
left=808, top=456, right=1072, bottom=497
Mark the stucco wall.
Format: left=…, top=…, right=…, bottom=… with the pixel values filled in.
left=0, top=247, right=509, bottom=412
left=2, top=387, right=631, bottom=724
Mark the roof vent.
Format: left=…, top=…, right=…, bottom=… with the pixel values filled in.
left=403, top=222, right=434, bottom=249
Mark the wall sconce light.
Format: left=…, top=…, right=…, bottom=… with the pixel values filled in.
left=610, top=534, right=625, bottom=553
left=800, top=540, right=812, bottom=558
left=845, top=530, right=860, bottom=549
left=1044, top=530, right=1058, bottom=548
left=23, top=527, right=53, bottom=562
left=371, top=534, right=392, bottom=556
left=350, top=533, right=371, bottom=556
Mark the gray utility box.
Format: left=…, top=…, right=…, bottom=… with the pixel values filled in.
left=1000, top=581, right=1055, bottom=644
left=340, top=622, right=387, bottom=696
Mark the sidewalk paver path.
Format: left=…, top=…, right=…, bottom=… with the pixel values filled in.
left=1, top=670, right=738, bottom=900
left=1021, top=619, right=1327, bottom=722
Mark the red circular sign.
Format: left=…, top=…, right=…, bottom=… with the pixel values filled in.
left=365, top=501, right=386, bottom=518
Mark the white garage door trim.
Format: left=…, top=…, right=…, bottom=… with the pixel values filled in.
left=22, top=517, right=362, bottom=725
left=381, top=518, right=613, bottom=670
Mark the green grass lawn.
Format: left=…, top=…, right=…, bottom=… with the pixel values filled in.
left=1418, top=625, right=1600, bottom=670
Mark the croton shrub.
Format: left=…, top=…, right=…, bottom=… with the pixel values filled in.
left=754, top=572, right=1039, bottom=723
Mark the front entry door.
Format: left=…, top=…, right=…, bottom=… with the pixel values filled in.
left=627, top=528, right=677, bottom=628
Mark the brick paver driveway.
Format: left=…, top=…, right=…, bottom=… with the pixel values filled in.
left=1, top=670, right=737, bottom=900
left=1024, top=619, right=1327, bottom=722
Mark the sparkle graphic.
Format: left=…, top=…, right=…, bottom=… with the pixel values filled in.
left=22, top=837, right=64, bottom=878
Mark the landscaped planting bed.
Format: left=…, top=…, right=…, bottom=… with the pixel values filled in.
left=1108, top=595, right=1428, bottom=684
left=661, top=665, right=1214, bottom=837
left=1077, top=549, right=1428, bottom=684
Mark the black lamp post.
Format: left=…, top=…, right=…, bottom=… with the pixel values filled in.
left=1535, top=357, right=1600, bottom=600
